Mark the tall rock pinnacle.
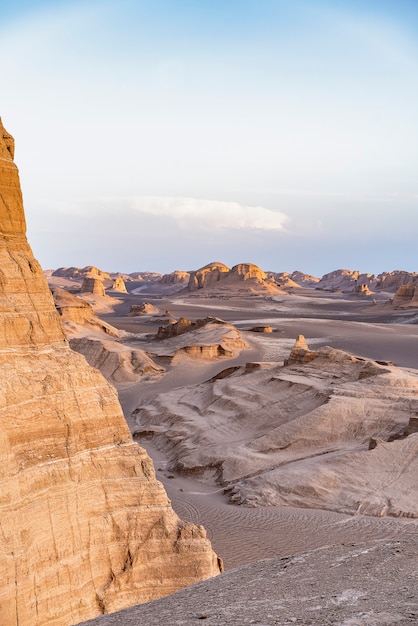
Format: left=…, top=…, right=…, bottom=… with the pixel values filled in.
left=0, top=120, right=221, bottom=626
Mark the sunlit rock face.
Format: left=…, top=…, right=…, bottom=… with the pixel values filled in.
left=109, top=276, right=128, bottom=292
left=81, top=276, right=106, bottom=295
left=187, top=261, right=283, bottom=295
left=0, top=119, right=221, bottom=626
left=188, top=261, right=231, bottom=290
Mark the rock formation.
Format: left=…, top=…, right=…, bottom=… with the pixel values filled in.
left=187, top=261, right=284, bottom=295
left=353, top=283, right=373, bottom=296
left=109, top=276, right=128, bottom=293
left=52, top=286, right=98, bottom=326
left=81, top=276, right=106, bottom=295
left=392, top=284, right=418, bottom=309
left=249, top=325, right=273, bottom=333
left=0, top=119, right=221, bottom=626
left=129, top=302, right=159, bottom=316
left=51, top=288, right=162, bottom=383
left=160, top=270, right=190, bottom=284
left=188, top=261, right=230, bottom=290
left=128, top=272, right=161, bottom=281
left=144, top=318, right=247, bottom=360
left=134, top=335, right=418, bottom=518
left=284, top=334, right=317, bottom=364
left=376, top=270, right=418, bottom=291
left=52, top=265, right=111, bottom=281
left=69, top=336, right=164, bottom=383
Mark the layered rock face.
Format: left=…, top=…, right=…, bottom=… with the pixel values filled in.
left=0, top=119, right=221, bottom=626
left=81, top=276, right=106, bottom=295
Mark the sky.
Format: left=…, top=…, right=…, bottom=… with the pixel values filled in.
left=1, top=0, right=418, bottom=276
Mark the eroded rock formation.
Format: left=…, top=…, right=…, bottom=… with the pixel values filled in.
left=109, top=276, right=128, bottom=293
left=129, top=302, right=159, bottom=316
left=392, top=284, right=418, bottom=309
left=133, top=336, right=418, bottom=518
left=81, top=276, right=106, bottom=295
left=160, top=270, right=190, bottom=284
left=187, top=261, right=284, bottom=295
left=188, top=262, right=230, bottom=290
left=0, top=119, right=221, bottom=626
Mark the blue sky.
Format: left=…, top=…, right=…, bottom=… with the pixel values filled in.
left=1, top=0, right=418, bottom=275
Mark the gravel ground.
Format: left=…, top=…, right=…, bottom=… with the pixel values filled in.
left=79, top=538, right=418, bottom=626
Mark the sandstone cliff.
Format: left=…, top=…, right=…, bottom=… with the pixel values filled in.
left=0, top=119, right=221, bottom=626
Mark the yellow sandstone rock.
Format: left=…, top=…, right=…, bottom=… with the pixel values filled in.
left=0, top=118, right=221, bottom=626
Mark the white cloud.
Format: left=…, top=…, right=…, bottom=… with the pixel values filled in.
left=128, top=196, right=288, bottom=232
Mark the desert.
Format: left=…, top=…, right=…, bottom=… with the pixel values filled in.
left=2, top=114, right=418, bottom=624
left=4, top=1, right=418, bottom=622
left=47, top=261, right=418, bottom=624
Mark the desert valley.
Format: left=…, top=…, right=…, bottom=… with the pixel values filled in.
left=2, top=118, right=418, bottom=625
left=50, top=261, right=418, bottom=624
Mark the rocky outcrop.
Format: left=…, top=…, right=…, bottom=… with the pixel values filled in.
left=188, top=262, right=230, bottom=291
left=393, top=284, right=418, bottom=309
left=69, top=337, right=164, bottom=383
left=156, top=316, right=197, bottom=339
left=52, top=266, right=111, bottom=281
left=249, top=326, right=273, bottom=333
left=269, top=272, right=301, bottom=288
left=52, top=286, right=96, bottom=325
left=109, top=276, right=128, bottom=293
left=129, top=302, right=159, bottom=316
left=228, top=262, right=267, bottom=282
left=187, top=262, right=283, bottom=295
left=133, top=336, right=418, bottom=517
left=0, top=119, right=221, bottom=626
left=284, top=334, right=317, bottom=365
left=376, top=270, right=418, bottom=292
left=316, top=269, right=361, bottom=292
left=288, top=271, right=320, bottom=286
left=353, top=283, right=373, bottom=296
left=145, top=318, right=247, bottom=360
left=129, top=272, right=161, bottom=281
left=160, top=270, right=190, bottom=285
left=81, top=276, right=106, bottom=295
